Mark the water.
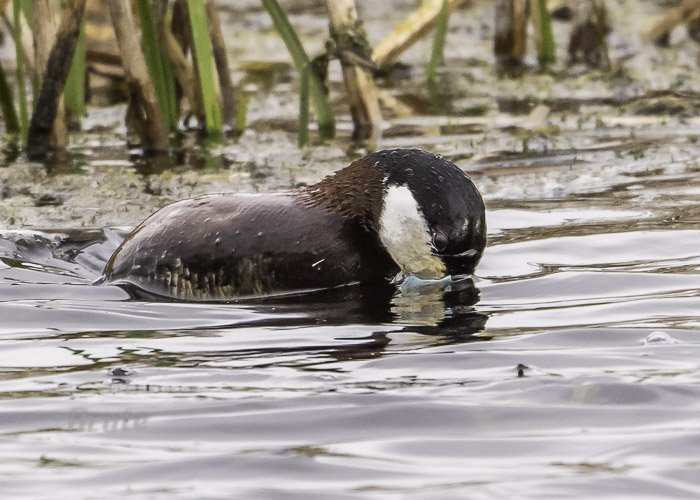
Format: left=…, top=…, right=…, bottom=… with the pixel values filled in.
left=1, top=1, right=700, bottom=496
left=1, top=133, right=699, bottom=497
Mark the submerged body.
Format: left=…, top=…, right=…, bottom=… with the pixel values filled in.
left=103, top=149, right=487, bottom=300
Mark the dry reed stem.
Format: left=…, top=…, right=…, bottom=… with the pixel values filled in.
left=327, top=0, right=381, bottom=141
left=33, top=0, right=68, bottom=147
left=152, top=0, right=202, bottom=121
left=645, top=0, right=700, bottom=45
left=109, top=1, right=169, bottom=152
left=568, top=0, right=610, bottom=68
left=494, top=0, right=529, bottom=67
left=372, top=0, right=466, bottom=67
left=177, top=0, right=207, bottom=127
left=1, top=2, right=36, bottom=78
left=27, top=0, right=87, bottom=159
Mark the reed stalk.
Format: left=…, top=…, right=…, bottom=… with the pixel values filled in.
left=153, top=0, right=203, bottom=124
left=186, top=0, right=223, bottom=136
left=494, top=0, right=529, bottom=69
left=261, top=0, right=335, bottom=140
left=1, top=1, right=35, bottom=81
left=108, top=0, right=169, bottom=153
left=27, top=0, right=87, bottom=159
left=0, top=61, right=19, bottom=132
left=235, top=94, right=248, bottom=136
left=427, top=0, right=449, bottom=82
left=568, top=1, right=610, bottom=69
left=326, top=0, right=381, bottom=142
left=33, top=0, right=68, bottom=147
left=12, top=0, right=28, bottom=142
left=205, top=0, right=236, bottom=128
left=64, top=16, right=86, bottom=119
left=137, top=0, right=178, bottom=130
left=372, top=0, right=465, bottom=67
left=645, top=0, right=700, bottom=45
left=531, top=0, right=556, bottom=68
left=298, top=64, right=310, bottom=147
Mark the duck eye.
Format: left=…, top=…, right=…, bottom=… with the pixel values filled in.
left=432, top=232, right=448, bottom=252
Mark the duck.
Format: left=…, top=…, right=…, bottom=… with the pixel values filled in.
left=101, top=148, right=486, bottom=300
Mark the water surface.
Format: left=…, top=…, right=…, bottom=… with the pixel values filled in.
left=1, top=133, right=699, bottom=497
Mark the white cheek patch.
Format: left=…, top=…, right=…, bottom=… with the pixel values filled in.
left=378, top=184, right=446, bottom=279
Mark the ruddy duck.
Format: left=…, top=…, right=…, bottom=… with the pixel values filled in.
left=102, top=149, right=486, bottom=300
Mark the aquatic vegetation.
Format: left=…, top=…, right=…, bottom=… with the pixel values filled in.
left=27, top=0, right=86, bottom=159
left=298, top=64, right=310, bottom=147
left=0, top=59, right=19, bottom=133
left=427, top=0, right=450, bottom=83
left=138, top=0, right=178, bottom=131
left=11, top=0, right=29, bottom=142
left=63, top=16, right=87, bottom=121
left=262, top=0, right=335, bottom=141
left=186, top=0, right=223, bottom=136
left=0, top=1, right=695, bottom=157
left=531, top=0, right=556, bottom=68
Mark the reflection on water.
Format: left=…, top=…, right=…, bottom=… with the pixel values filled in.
left=0, top=228, right=488, bottom=343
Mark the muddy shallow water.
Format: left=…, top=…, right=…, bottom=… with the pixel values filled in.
left=1, top=0, right=700, bottom=498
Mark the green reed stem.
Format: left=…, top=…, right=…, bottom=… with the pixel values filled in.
left=533, top=0, right=556, bottom=68
left=186, top=0, right=223, bottom=136
left=235, top=94, right=249, bottom=135
left=298, top=64, right=310, bottom=147
left=64, top=17, right=87, bottom=119
left=12, top=0, right=28, bottom=142
left=427, top=0, right=449, bottom=83
left=138, top=0, right=178, bottom=131
left=19, top=0, right=31, bottom=20
left=261, top=0, right=335, bottom=140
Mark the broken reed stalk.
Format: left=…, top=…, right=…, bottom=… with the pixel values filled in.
left=26, top=0, right=86, bottom=160
left=261, top=0, right=335, bottom=140
left=186, top=0, right=223, bottom=136
left=531, top=0, right=556, bottom=68
left=494, top=0, right=529, bottom=69
left=108, top=1, right=169, bottom=153
left=137, top=0, right=178, bottom=130
left=645, top=0, right=700, bottom=45
left=33, top=0, right=68, bottom=147
left=326, top=0, right=381, bottom=142
left=12, top=0, right=28, bottom=141
left=372, top=0, right=465, bottom=67
left=0, top=61, right=19, bottom=132
left=427, top=0, right=450, bottom=83
left=153, top=0, right=204, bottom=124
left=205, top=0, right=236, bottom=129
